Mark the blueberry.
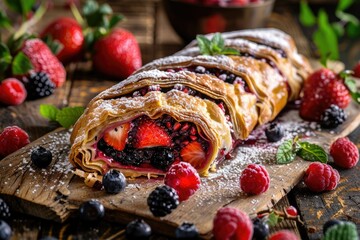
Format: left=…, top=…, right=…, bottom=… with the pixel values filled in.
left=252, top=217, right=269, bottom=240
left=194, top=66, right=206, bottom=74
left=265, top=123, right=284, bottom=142
left=31, top=146, right=52, bottom=168
left=175, top=222, right=199, bottom=239
left=323, top=219, right=342, bottom=234
left=0, top=220, right=11, bottom=240
left=102, top=169, right=126, bottom=194
left=0, top=198, right=11, bottom=220
left=125, top=219, right=152, bottom=240
left=79, top=199, right=105, bottom=221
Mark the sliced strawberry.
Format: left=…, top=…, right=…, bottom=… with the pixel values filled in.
left=180, top=141, right=206, bottom=168
left=103, top=123, right=130, bottom=151
left=134, top=120, right=171, bottom=148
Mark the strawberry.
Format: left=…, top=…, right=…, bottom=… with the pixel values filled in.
left=92, top=28, right=142, bottom=79
left=103, top=123, right=131, bottom=151
left=0, top=78, right=27, bottom=105
left=134, top=119, right=171, bottom=148
left=228, top=0, right=250, bottom=6
left=21, top=39, right=66, bottom=87
left=180, top=141, right=206, bottom=168
left=300, top=68, right=351, bottom=121
left=353, top=61, right=360, bottom=78
left=41, top=17, right=84, bottom=64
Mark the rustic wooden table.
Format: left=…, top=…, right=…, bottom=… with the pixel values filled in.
left=0, top=1, right=359, bottom=239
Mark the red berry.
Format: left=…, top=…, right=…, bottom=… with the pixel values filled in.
left=330, top=137, right=359, bottom=169
left=268, top=230, right=299, bottom=240
left=164, top=162, right=201, bottom=201
left=303, top=162, right=340, bottom=192
left=41, top=17, right=84, bottom=64
left=240, top=164, right=270, bottom=195
left=213, top=207, right=253, bottom=240
left=353, top=61, right=360, bottom=78
left=92, top=28, right=142, bottom=79
left=285, top=206, right=298, bottom=217
left=0, top=126, right=30, bottom=158
left=0, top=78, right=27, bottom=106
left=300, top=68, right=351, bottom=121
left=21, top=39, right=66, bottom=87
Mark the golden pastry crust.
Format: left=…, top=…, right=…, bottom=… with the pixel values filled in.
left=70, top=90, right=233, bottom=177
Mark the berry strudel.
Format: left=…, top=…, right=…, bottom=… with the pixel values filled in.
left=69, top=28, right=312, bottom=181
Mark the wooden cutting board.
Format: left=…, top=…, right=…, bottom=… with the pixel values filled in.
left=0, top=104, right=359, bottom=238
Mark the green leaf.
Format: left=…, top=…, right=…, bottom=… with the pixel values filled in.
left=82, top=0, right=99, bottom=16
left=11, top=52, right=33, bottom=75
left=332, top=22, right=345, bottom=38
left=336, top=11, right=359, bottom=25
left=211, top=33, right=224, bottom=50
left=299, top=0, right=316, bottom=27
left=99, top=4, right=112, bottom=15
left=56, top=107, right=85, bottom=129
left=276, top=139, right=297, bottom=164
left=39, top=104, right=60, bottom=122
left=297, top=141, right=328, bottom=163
left=267, top=212, right=283, bottom=227
left=221, top=47, right=240, bottom=55
left=5, top=0, right=36, bottom=17
left=84, top=31, right=95, bottom=49
left=322, top=221, right=359, bottom=240
left=0, top=43, right=12, bottom=73
left=196, top=35, right=212, bottom=55
left=43, top=35, right=64, bottom=55
left=336, top=0, right=355, bottom=11
left=344, top=77, right=360, bottom=104
left=109, top=14, right=124, bottom=29
left=0, top=11, right=12, bottom=29
left=313, top=9, right=339, bottom=65
left=346, top=21, right=360, bottom=39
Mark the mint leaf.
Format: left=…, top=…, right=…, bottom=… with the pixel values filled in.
left=56, top=107, right=85, bottom=129
left=211, top=32, right=224, bottom=51
left=197, top=35, right=211, bottom=55
left=299, top=0, right=316, bottom=27
left=0, top=43, right=12, bottom=73
left=297, top=141, right=328, bottom=163
left=11, top=52, right=33, bottom=75
left=267, top=212, right=283, bottom=227
left=322, top=221, right=359, bottom=240
left=39, top=104, right=60, bottom=121
left=276, top=139, right=297, bottom=164
left=336, top=0, right=355, bottom=11
left=344, top=76, right=360, bottom=104
left=197, top=33, right=239, bottom=56
left=313, top=9, right=339, bottom=65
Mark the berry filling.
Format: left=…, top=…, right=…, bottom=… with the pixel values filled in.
left=94, top=115, right=212, bottom=173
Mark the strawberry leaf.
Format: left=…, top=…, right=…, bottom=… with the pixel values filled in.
left=56, top=106, right=85, bottom=129
left=0, top=43, right=12, bottom=74
left=109, top=14, right=124, bottom=29
left=276, top=139, right=297, bottom=164
left=0, top=11, right=12, bottom=30
left=322, top=221, right=359, bottom=240
left=43, top=35, right=64, bottom=55
left=39, top=104, right=60, bottom=122
left=11, top=52, right=33, bottom=75
left=197, top=33, right=239, bottom=56
left=297, top=141, right=328, bottom=163
left=299, top=0, right=316, bottom=27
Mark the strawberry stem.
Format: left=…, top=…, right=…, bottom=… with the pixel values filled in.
left=13, top=4, right=46, bottom=40
left=70, top=3, right=85, bottom=26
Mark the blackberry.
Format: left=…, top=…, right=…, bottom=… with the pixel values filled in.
left=0, top=199, right=10, bottom=220
left=78, top=199, right=105, bottom=221
left=265, top=123, right=284, bottom=142
left=147, top=185, right=179, bottom=217
left=320, top=105, right=347, bottom=129
left=102, top=169, right=126, bottom=194
left=252, top=217, right=269, bottom=240
left=31, top=146, right=53, bottom=168
left=175, top=222, right=199, bottom=239
left=0, top=220, right=11, bottom=240
left=150, top=148, right=174, bottom=170
left=323, top=219, right=342, bottom=234
left=125, top=219, right=152, bottom=240
left=23, top=72, right=55, bottom=100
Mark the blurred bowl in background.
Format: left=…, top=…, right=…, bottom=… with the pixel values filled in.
left=163, top=0, right=275, bottom=42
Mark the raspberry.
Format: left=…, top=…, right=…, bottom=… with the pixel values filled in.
left=164, top=162, right=201, bottom=201
left=330, top=137, right=359, bottom=169
left=285, top=206, right=298, bottom=217
left=303, top=162, right=340, bottom=192
left=213, top=207, right=253, bottom=240
left=0, top=126, right=30, bottom=158
left=320, top=104, right=347, bottom=129
left=147, top=185, right=179, bottom=217
left=23, top=72, right=55, bottom=100
left=268, top=230, right=298, bottom=240
left=240, top=164, right=270, bottom=195
left=0, top=78, right=27, bottom=106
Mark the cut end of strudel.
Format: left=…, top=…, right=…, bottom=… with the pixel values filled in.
left=69, top=28, right=312, bottom=179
